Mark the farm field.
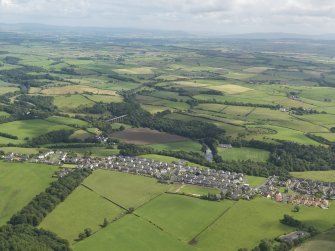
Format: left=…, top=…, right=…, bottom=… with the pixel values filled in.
left=0, top=119, right=72, bottom=143
left=196, top=197, right=335, bottom=251
left=148, top=140, right=203, bottom=153
left=82, top=170, right=171, bottom=208
left=45, top=116, right=88, bottom=127
left=0, top=161, right=57, bottom=226
left=73, top=215, right=194, bottom=251
left=53, top=95, right=95, bottom=110
left=41, top=85, right=117, bottom=95
left=217, top=147, right=270, bottom=162
left=112, top=128, right=188, bottom=145
left=136, top=193, right=234, bottom=242
left=294, top=228, right=335, bottom=251
left=0, top=147, right=44, bottom=155
left=40, top=186, right=125, bottom=243
left=174, top=184, right=220, bottom=196
left=290, top=171, right=335, bottom=182
left=245, top=176, right=268, bottom=187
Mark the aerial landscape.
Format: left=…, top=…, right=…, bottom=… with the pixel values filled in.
left=0, top=1, right=335, bottom=251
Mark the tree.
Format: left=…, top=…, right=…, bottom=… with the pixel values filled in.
left=292, top=205, right=300, bottom=212
left=101, top=218, right=109, bottom=228
left=84, top=228, right=92, bottom=237
left=259, top=239, right=272, bottom=251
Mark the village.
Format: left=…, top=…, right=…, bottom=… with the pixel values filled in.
left=1, top=150, right=332, bottom=207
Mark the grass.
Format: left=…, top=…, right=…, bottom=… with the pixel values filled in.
left=82, top=170, right=171, bottom=209
left=73, top=214, right=194, bottom=251
left=294, top=228, right=335, bottom=251
left=0, top=147, right=44, bottom=155
left=217, top=147, right=270, bottom=162
left=148, top=140, right=203, bottom=153
left=0, top=161, right=57, bottom=226
left=245, top=176, right=268, bottom=187
left=83, top=94, right=123, bottom=103
left=196, top=197, right=335, bottom=251
left=136, top=193, right=235, bottom=242
left=69, top=130, right=93, bottom=140
left=0, top=86, right=19, bottom=94
left=54, top=95, right=95, bottom=110
left=0, top=111, right=10, bottom=117
left=177, top=184, right=220, bottom=196
left=0, top=119, right=72, bottom=143
left=42, top=85, right=117, bottom=95
left=114, top=67, right=155, bottom=75
left=40, top=186, right=124, bottom=243
left=45, top=116, right=88, bottom=127
left=290, top=171, right=335, bottom=182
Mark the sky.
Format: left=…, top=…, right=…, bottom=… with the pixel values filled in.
left=0, top=0, right=334, bottom=34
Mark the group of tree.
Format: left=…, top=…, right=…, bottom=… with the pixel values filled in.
left=0, top=224, right=71, bottom=251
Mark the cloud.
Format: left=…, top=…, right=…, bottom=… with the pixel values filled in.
left=0, top=0, right=334, bottom=34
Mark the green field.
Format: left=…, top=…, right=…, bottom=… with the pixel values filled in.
left=73, top=215, right=194, bottom=251
left=82, top=170, right=171, bottom=209
left=136, top=194, right=234, bottom=242
left=0, top=161, right=57, bottom=226
left=54, top=95, right=95, bottom=110
left=0, top=147, right=44, bottom=155
left=294, top=228, right=335, bottom=251
left=245, top=176, right=268, bottom=187
left=175, top=184, right=220, bottom=196
left=0, top=119, right=72, bottom=143
left=290, top=171, right=335, bottom=182
left=40, top=186, right=124, bottom=243
left=45, top=116, right=88, bottom=127
left=217, top=147, right=270, bottom=162
left=196, top=197, right=335, bottom=251
left=148, top=140, right=203, bottom=153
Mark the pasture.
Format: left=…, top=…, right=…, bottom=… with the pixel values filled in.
left=136, top=193, right=234, bottom=242
left=0, top=119, right=72, bottom=142
left=45, top=116, right=88, bottom=127
left=40, top=186, right=124, bottom=243
left=177, top=184, right=220, bottom=196
left=290, top=171, right=335, bottom=182
left=0, top=161, right=57, bottom=226
left=53, top=95, right=95, bottom=110
left=217, top=147, right=270, bottom=162
left=41, top=85, right=117, bottom=95
left=82, top=170, right=170, bottom=208
left=111, top=128, right=188, bottom=145
left=294, top=228, right=335, bottom=251
left=73, top=215, right=194, bottom=251
left=196, top=197, right=335, bottom=251
left=148, top=140, right=203, bottom=153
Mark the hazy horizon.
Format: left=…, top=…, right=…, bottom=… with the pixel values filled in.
left=0, top=0, right=334, bottom=35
